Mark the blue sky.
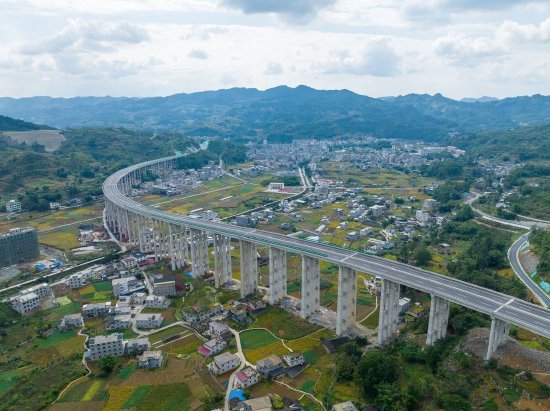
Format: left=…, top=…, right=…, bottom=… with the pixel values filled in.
left=1, top=0, right=549, bottom=98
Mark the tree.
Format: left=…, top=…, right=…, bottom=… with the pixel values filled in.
left=415, top=247, right=432, bottom=266
left=355, top=350, right=399, bottom=398
left=99, top=355, right=117, bottom=374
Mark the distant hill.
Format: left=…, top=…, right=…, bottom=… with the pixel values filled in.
left=1, top=86, right=550, bottom=141
left=451, top=124, right=550, bottom=162
left=460, top=96, right=499, bottom=103
left=0, top=114, right=54, bottom=131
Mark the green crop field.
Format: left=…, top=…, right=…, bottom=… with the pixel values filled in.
left=37, top=329, right=78, bottom=349
left=122, top=385, right=152, bottom=409
left=135, top=382, right=193, bottom=411
left=240, top=329, right=278, bottom=350
left=252, top=306, right=320, bottom=340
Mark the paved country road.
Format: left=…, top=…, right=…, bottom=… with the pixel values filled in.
left=508, top=235, right=550, bottom=308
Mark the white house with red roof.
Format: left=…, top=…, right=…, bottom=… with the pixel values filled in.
left=234, top=366, right=259, bottom=389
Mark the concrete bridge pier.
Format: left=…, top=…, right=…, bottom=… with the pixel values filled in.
left=300, top=255, right=320, bottom=318
left=486, top=317, right=510, bottom=360
left=214, top=234, right=232, bottom=288
left=377, top=279, right=400, bottom=345
left=268, top=247, right=287, bottom=304
left=336, top=265, right=357, bottom=336
left=240, top=240, right=258, bottom=298
left=426, top=295, right=450, bottom=345
left=190, top=229, right=208, bottom=278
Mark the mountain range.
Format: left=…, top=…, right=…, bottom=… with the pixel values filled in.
left=1, top=85, right=550, bottom=142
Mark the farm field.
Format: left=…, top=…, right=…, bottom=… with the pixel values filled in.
left=251, top=306, right=321, bottom=340
left=56, top=355, right=218, bottom=411
left=320, top=162, right=436, bottom=188
left=2, top=129, right=65, bottom=151
left=0, top=203, right=103, bottom=233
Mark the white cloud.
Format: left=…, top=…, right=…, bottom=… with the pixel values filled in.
left=19, top=19, right=149, bottom=55
left=497, top=18, right=550, bottom=44
left=433, top=32, right=504, bottom=66
left=219, top=0, right=336, bottom=24
left=321, top=38, right=402, bottom=77
left=264, top=62, right=283, bottom=75
left=188, top=49, right=208, bottom=59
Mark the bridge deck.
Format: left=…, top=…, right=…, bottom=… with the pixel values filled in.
left=103, top=156, right=550, bottom=338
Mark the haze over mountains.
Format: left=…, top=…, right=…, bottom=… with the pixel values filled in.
left=1, top=85, right=550, bottom=142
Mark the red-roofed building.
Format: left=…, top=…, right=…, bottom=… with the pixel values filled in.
left=234, top=366, right=259, bottom=388
left=197, top=337, right=227, bottom=357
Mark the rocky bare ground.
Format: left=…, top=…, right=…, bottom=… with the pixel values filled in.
left=460, top=328, right=550, bottom=376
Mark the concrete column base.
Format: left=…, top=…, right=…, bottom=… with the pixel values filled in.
left=426, top=294, right=450, bottom=346
left=336, top=265, right=357, bottom=336
left=486, top=318, right=510, bottom=360
left=240, top=240, right=258, bottom=298
left=269, top=247, right=287, bottom=304
left=377, top=279, right=400, bottom=345
left=300, top=255, right=320, bottom=318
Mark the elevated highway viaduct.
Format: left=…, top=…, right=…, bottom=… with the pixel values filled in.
left=103, top=155, right=550, bottom=360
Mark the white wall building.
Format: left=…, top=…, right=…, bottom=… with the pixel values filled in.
left=137, top=350, right=163, bottom=368
left=5, top=200, right=22, bottom=213
left=82, top=301, right=112, bottom=317
left=59, top=313, right=84, bottom=330
left=151, top=276, right=177, bottom=297
left=135, top=313, right=163, bottom=329
left=112, top=276, right=137, bottom=297
left=144, top=295, right=168, bottom=308
left=208, top=352, right=240, bottom=375
left=209, top=321, right=230, bottom=337
left=234, top=366, right=260, bottom=389
left=10, top=292, right=40, bottom=314
left=108, top=314, right=132, bottom=330
left=126, top=337, right=150, bottom=354
left=67, top=273, right=88, bottom=289
left=86, top=333, right=125, bottom=361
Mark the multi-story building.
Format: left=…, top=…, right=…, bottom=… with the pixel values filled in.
left=256, top=355, right=284, bottom=378
left=59, top=313, right=84, bottom=330
left=82, top=301, right=112, bottom=317
left=132, top=292, right=147, bottom=305
left=137, top=350, right=163, bottom=368
left=208, top=352, right=240, bottom=375
left=184, top=304, right=223, bottom=324
left=0, top=227, right=40, bottom=268
left=5, top=200, right=21, bottom=213
left=282, top=352, right=305, bottom=367
left=126, top=337, right=150, bottom=354
left=112, top=276, right=138, bottom=297
left=151, top=276, right=177, bottom=297
left=198, top=338, right=227, bottom=357
left=234, top=366, right=260, bottom=389
left=86, top=333, right=125, bottom=361
left=107, top=314, right=131, bottom=330
left=135, top=313, right=163, bottom=329
left=10, top=283, right=52, bottom=315
left=209, top=321, right=230, bottom=337
left=67, top=273, right=88, bottom=289
left=10, top=292, right=40, bottom=315
left=144, top=295, right=168, bottom=308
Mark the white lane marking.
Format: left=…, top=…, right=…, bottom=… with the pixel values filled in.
left=494, top=298, right=515, bottom=314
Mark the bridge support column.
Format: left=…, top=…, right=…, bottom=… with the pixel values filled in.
left=486, top=318, right=510, bottom=360
left=240, top=240, right=258, bottom=298
left=168, top=224, right=176, bottom=271
left=336, top=265, right=357, bottom=336
left=377, top=279, right=400, bottom=346
left=214, top=234, right=232, bottom=288
left=268, top=247, right=287, bottom=304
left=426, top=295, right=450, bottom=346
left=190, top=229, right=208, bottom=278
left=300, top=255, right=320, bottom=318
